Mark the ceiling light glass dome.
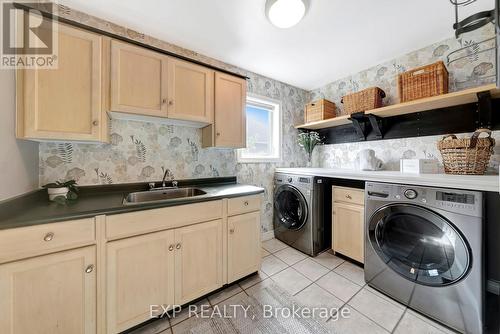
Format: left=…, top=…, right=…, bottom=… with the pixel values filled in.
left=266, top=0, right=307, bottom=29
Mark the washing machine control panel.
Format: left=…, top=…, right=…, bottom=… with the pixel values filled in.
left=366, top=182, right=483, bottom=217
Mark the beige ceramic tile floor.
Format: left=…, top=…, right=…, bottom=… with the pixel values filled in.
left=130, top=239, right=457, bottom=334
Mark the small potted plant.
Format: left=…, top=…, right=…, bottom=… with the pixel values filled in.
left=42, top=180, right=79, bottom=203
left=298, top=131, right=323, bottom=165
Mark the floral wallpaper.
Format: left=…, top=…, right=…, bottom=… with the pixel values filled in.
left=311, top=132, right=500, bottom=173
left=310, top=24, right=500, bottom=173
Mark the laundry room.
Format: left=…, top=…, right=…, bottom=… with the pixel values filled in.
left=0, top=0, right=499, bottom=334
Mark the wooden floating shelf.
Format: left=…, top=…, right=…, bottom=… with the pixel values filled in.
left=295, top=84, right=500, bottom=130
left=294, top=115, right=351, bottom=130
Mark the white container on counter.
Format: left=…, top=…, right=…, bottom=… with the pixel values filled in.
left=400, top=159, right=439, bottom=174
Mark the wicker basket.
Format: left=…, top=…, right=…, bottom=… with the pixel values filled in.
left=305, top=99, right=336, bottom=123
left=398, top=61, right=449, bottom=103
left=437, top=129, right=495, bottom=175
left=341, top=87, right=386, bottom=114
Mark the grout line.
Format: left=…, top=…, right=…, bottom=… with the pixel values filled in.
left=391, top=308, right=408, bottom=334
left=292, top=265, right=337, bottom=296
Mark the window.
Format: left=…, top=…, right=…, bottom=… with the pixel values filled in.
left=238, top=94, right=281, bottom=163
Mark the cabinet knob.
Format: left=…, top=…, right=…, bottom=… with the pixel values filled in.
left=216, top=132, right=221, bottom=136
left=176, top=243, right=182, bottom=250
left=168, top=100, right=174, bottom=106
left=244, top=201, right=249, bottom=206
left=92, top=120, right=99, bottom=126
left=229, top=228, right=235, bottom=234
left=85, top=264, right=94, bottom=273
left=43, top=232, right=54, bottom=242
left=169, top=245, right=174, bottom=251
left=162, top=98, right=167, bottom=104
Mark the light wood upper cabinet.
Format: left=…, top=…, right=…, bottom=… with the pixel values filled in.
left=174, top=219, right=223, bottom=305
left=106, top=230, right=175, bottom=334
left=17, top=22, right=108, bottom=142
left=332, top=187, right=365, bottom=263
left=111, top=40, right=168, bottom=117
left=227, top=211, right=261, bottom=283
left=203, top=72, right=247, bottom=148
left=0, top=246, right=96, bottom=334
left=167, top=58, right=214, bottom=123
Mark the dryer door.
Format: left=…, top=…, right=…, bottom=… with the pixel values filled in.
left=368, top=204, right=471, bottom=286
left=274, top=184, right=308, bottom=231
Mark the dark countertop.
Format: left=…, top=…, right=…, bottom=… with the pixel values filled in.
left=0, top=177, right=264, bottom=230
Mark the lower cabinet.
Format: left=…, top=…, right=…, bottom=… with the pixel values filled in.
left=0, top=196, right=261, bottom=334
left=106, top=219, right=224, bottom=332
left=227, top=212, right=261, bottom=283
left=174, top=219, right=223, bottom=305
left=0, top=246, right=97, bottom=334
left=332, top=187, right=365, bottom=263
left=106, top=230, right=175, bottom=333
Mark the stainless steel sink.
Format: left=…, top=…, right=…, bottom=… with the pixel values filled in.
left=123, top=188, right=207, bottom=205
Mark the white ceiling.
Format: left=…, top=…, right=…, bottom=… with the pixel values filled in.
left=59, top=0, right=494, bottom=90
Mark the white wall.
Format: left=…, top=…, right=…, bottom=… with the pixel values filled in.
left=0, top=70, right=39, bottom=201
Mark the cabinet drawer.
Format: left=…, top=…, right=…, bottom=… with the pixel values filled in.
left=0, top=218, right=95, bottom=263
left=333, top=187, right=364, bottom=205
left=106, top=200, right=223, bottom=240
left=227, top=195, right=261, bottom=216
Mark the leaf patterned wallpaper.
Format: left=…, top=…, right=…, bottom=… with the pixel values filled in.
left=310, top=24, right=500, bottom=173
left=39, top=4, right=498, bottom=235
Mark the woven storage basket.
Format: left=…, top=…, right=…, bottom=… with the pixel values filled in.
left=305, top=99, right=336, bottom=123
left=341, top=87, right=386, bottom=114
left=437, top=129, right=495, bottom=175
left=398, top=61, right=449, bottom=103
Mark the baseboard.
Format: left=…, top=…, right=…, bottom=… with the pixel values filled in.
left=487, top=279, right=500, bottom=295
left=261, top=230, right=275, bottom=241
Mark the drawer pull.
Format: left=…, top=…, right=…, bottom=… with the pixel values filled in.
left=43, top=232, right=54, bottom=242
left=168, top=245, right=174, bottom=251
left=244, top=201, right=249, bottom=206
left=229, top=228, right=235, bottom=234
left=345, top=194, right=352, bottom=200
left=176, top=243, right=182, bottom=250
left=85, top=265, right=94, bottom=274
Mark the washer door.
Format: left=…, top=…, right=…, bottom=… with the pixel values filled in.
left=274, top=184, right=308, bottom=230
left=368, top=204, right=471, bottom=286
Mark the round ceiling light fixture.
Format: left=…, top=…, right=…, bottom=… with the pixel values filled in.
left=265, top=0, right=307, bottom=29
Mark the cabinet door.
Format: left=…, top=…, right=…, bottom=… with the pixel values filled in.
left=205, top=73, right=246, bottom=148
left=111, top=40, right=168, bottom=117
left=333, top=202, right=365, bottom=263
left=0, top=246, right=96, bottom=334
left=167, top=58, right=214, bottom=123
left=18, top=22, right=105, bottom=141
left=174, top=220, right=223, bottom=305
left=227, top=212, right=261, bottom=283
left=106, top=230, right=175, bottom=333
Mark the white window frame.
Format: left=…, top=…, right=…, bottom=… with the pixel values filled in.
left=237, top=94, right=282, bottom=163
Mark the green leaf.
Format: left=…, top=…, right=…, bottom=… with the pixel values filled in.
left=42, top=183, right=59, bottom=188
left=66, top=191, right=78, bottom=200
left=53, top=196, right=67, bottom=205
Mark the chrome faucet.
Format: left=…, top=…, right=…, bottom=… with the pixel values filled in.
left=162, top=168, right=172, bottom=187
